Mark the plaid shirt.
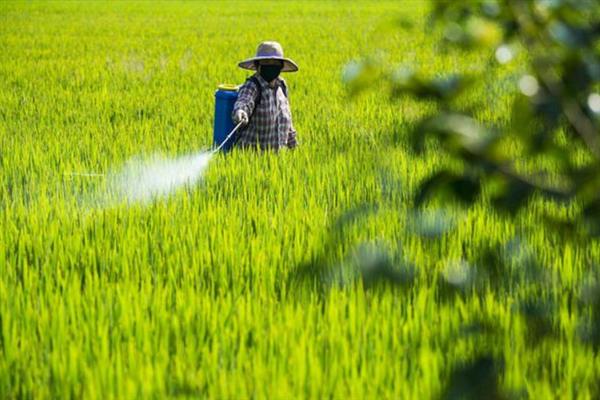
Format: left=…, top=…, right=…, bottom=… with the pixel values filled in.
left=232, top=73, right=298, bottom=150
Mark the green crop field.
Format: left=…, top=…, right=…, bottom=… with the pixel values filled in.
left=1, top=1, right=599, bottom=399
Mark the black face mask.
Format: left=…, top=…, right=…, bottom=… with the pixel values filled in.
left=259, top=64, right=282, bottom=82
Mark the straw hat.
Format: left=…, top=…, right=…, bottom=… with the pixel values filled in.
left=238, top=41, right=299, bottom=72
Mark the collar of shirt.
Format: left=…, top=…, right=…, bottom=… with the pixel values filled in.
left=254, top=73, right=284, bottom=90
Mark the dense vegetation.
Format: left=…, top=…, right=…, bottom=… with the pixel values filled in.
left=1, top=1, right=598, bottom=398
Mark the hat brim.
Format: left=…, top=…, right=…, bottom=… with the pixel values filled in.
left=238, top=56, right=299, bottom=72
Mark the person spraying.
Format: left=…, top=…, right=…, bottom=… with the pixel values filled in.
left=232, top=41, right=299, bottom=150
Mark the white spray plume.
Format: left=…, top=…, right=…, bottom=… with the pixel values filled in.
left=105, top=151, right=213, bottom=205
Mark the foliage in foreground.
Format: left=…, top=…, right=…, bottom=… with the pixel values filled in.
left=341, top=0, right=600, bottom=398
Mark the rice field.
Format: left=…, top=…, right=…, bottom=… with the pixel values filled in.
left=1, top=1, right=599, bottom=398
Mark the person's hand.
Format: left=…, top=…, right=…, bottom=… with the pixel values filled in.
left=233, top=109, right=249, bottom=126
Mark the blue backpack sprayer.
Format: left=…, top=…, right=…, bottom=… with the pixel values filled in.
left=213, top=83, right=242, bottom=153
left=213, top=78, right=288, bottom=153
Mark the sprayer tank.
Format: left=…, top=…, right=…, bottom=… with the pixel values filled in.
left=213, top=84, right=239, bottom=152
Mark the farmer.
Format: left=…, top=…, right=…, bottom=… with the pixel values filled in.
left=232, top=41, right=299, bottom=150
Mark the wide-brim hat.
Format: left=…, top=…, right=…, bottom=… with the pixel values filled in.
left=238, top=41, right=299, bottom=72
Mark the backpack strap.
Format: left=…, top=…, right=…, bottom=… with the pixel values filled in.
left=279, top=79, right=288, bottom=98
left=245, top=76, right=288, bottom=110
left=247, top=76, right=262, bottom=108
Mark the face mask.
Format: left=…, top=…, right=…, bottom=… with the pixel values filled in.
left=259, top=64, right=282, bottom=82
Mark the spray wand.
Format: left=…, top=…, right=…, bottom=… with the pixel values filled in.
left=211, top=121, right=243, bottom=154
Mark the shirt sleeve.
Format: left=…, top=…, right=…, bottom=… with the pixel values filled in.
left=287, top=122, right=298, bottom=148
left=285, top=90, right=298, bottom=148
left=232, top=81, right=258, bottom=119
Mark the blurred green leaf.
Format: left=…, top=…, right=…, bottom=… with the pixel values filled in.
left=391, top=70, right=473, bottom=101
left=549, top=22, right=593, bottom=47
left=491, top=179, right=534, bottom=214
left=342, top=57, right=384, bottom=96
left=440, top=355, right=507, bottom=400
left=516, top=298, right=556, bottom=344
left=415, top=170, right=481, bottom=207
left=441, top=259, right=476, bottom=294
left=423, top=113, right=495, bottom=154
left=407, top=209, right=457, bottom=238
left=353, top=242, right=416, bottom=288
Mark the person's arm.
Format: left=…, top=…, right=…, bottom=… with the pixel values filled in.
left=287, top=122, right=298, bottom=148
left=285, top=93, right=298, bottom=148
left=232, top=81, right=258, bottom=125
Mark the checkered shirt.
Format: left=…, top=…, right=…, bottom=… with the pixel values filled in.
left=232, top=73, right=298, bottom=150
